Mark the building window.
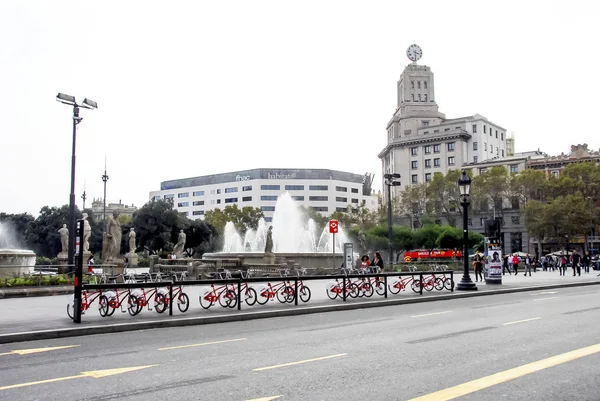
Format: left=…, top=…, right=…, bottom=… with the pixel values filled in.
left=412, top=174, right=418, bottom=184
left=433, top=144, right=440, bottom=153
left=474, top=156, right=478, bottom=163
left=242, top=186, right=252, bottom=191
left=292, top=196, right=304, bottom=201
left=411, top=94, right=415, bottom=102
left=217, top=199, right=221, bottom=204
left=285, top=185, right=304, bottom=190
left=309, top=196, right=328, bottom=201
left=551, top=171, right=559, bottom=178
left=164, top=194, right=174, bottom=200
left=425, top=173, right=432, bottom=182
left=192, top=210, right=204, bottom=216
left=309, top=185, right=328, bottom=191
left=351, top=198, right=359, bottom=204
left=193, top=191, right=204, bottom=196
left=193, top=201, right=204, bottom=206
left=311, top=206, right=329, bottom=212
left=425, top=159, right=431, bottom=168
left=479, top=168, right=488, bottom=174
left=424, top=145, right=431, bottom=154
left=216, top=189, right=221, bottom=194
left=242, top=196, right=252, bottom=201
left=501, top=132, right=504, bottom=140
left=447, top=142, right=455, bottom=151
left=265, top=217, right=273, bottom=222
left=448, top=156, right=455, bottom=165
left=411, top=147, right=418, bottom=156
left=417, top=81, right=421, bottom=89
left=177, top=202, right=189, bottom=207
left=411, top=81, right=414, bottom=88
left=490, top=144, right=493, bottom=152
left=261, top=206, right=275, bottom=212
left=480, top=217, right=486, bottom=226
left=351, top=188, right=359, bottom=193
left=422, top=121, right=429, bottom=127
left=510, top=164, right=519, bottom=174
left=424, top=94, right=428, bottom=102
left=225, top=187, right=238, bottom=193
left=434, top=158, right=440, bottom=167
left=225, top=197, right=238, bottom=203
left=424, top=81, right=428, bottom=89
left=472, top=124, right=477, bottom=133
left=423, top=131, right=430, bottom=135
left=152, top=196, right=161, bottom=201
left=511, top=216, right=521, bottom=225
left=511, top=197, right=520, bottom=210
left=496, top=130, right=498, bottom=138
left=434, top=129, right=439, bottom=133
left=411, top=161, right=418, bottom=169
left=336, top=197, right=348, bottom=203
left=496, top=147, right=499, bottom=155
left=484, top=142, right=487, bottom=150
left=178, top=193, right=189, bottom=198
left=336, top=207, right=348, bottom=212
left=444, top=128, right=450, bottom=132
left=473, top=142, right=478, bottom=151
left=484, top=125, right=486, bottom=134
left=502, top=150, right=505, bottom=157
left=335, top=186, right=347, bottom=192
left=261, top=185, right=280, bottom=190
left=261, top=196, right=278, bottom=201
left=418, top=94, right=421, bottom=101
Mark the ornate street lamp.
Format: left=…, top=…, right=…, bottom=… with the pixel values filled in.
left=384, top=173, right=401, bottom=267
left=456, top=170, right=477, bottom=291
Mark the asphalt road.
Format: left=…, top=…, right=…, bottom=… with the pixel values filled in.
left=1, top=285, right=599, bottom=400
left=1, top=270, right=598, bottom=336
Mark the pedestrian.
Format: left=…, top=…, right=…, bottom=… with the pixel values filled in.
left=503, top=254, right=511, bottom=275
left=372, top=252, right=384, bottom=273
left=512, top=254, right=520, bottom=275
left=87, top=255, right=95, bottom=274
left=360, top=255, right=371, bottom=272
left=583, top=251, right=590, bottom=274
left=571, top=250, right=581, bottom=276
left=523, top=255, right=532, bottom=277
left=474, top=251, right=484, bottom=282
left=559, top=253, right=567, bottom=276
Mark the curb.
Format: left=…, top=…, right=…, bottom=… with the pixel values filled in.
left=0, top=280, right=599, bottom=344
left=0, top=286, right=72, bottom=299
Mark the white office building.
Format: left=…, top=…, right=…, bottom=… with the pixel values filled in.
left=378, top=55, right=508, bottom=197
left=149, top=168, right=378, bottom=222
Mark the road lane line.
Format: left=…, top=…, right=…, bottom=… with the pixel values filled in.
left=245, top=396, right=282, bottom=401
left=410, top=311, right=452, bottom=318
left=502, top=317, right=542, bottom=326
left=253, top=353, right=347, bottom=372
left=158, top=338, right=247, bottom=351
left=0, top=345, right=80, bottom=357
left=406, top=343, right=600, bottom=401
left=0, top=365, right=158, bottom=391
left=530, top=291, right=557, bottom=295
left=533, top=297, right=558, bottom=302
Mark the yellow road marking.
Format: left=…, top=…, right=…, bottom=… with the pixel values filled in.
left=503, top=317, right=542, bottom=326
left=0, top=345, right=80, bottom=356
left=245, top=396, right=282, bottom=401
left=410, top=311, right=452, bottom=318
left=0, top=364, right=157, bottom=391
left=407, top=343, right=600, bottom=401
left=253, top=353, right=347, bottom=372
left=158, top=338, right=247, bottom=351
left=533, top=297, right=558, bottom=302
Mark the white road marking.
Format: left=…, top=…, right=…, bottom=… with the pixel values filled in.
left=410, top=311, right=453, bottom=318
left=502, top=317, right=542, bottom=326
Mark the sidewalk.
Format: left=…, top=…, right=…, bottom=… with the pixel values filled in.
left=0, top=270, right=598, bottom=343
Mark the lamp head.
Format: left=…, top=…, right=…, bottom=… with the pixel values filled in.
left=458, top=170, right=471, bottom=196
left=81, top=98, right=98, bottom=109
left=56, top=93, right=76, bottom=106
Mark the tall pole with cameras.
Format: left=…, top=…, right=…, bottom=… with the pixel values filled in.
left=384, top=173, right=401, bottom=267
left=81, top=181, right=87, bottom=211
left=56, top=93, right=98, bottom=269
left=102, top=156, right=109, bottom=233
left=456, top=170, right=477, bottom=291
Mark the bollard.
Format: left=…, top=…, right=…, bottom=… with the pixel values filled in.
left=237, top=280, right=242, bottom=311
left=419, top=273, right=423, bottom=295
left=384, top=275, right=388, bottom=299
left=450, top=271, right=454, bottom=292
left=342, top=277, right=347, bottom=301
left=169, top=282, right=173, bottom=316
left=294, top=277, right=298, bottom=306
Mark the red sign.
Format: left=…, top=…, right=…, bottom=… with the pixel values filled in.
left=404, top=249, right=462, bottom=260
left=329, top=220, right=339, bottom=234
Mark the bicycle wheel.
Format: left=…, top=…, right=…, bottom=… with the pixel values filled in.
left=276, top=286, right=292, bottom=303
left=256, top=287, right=270, bottom=305
left=199, top=293, right=214, bottom=309
left=411, top=280, right=422, bottom=293
left=219, top=289, right=237, bottom=308
left=424, top=279, right=435, bottom=291
left=326, top=283, right=340, bottom=300
left=348, top=282, right=360, bottom=298
left=285, top=286, right=295, bottom=303
left=361, top=282, right=374, bottom=298
left=127, top=295, right=140, bottom=316
left=444, top=278, right=454, bottom=290
left=67, top=299, right=74, bottom=319
left=388, top=281, right=401, bottom=295
left=374, top=280, right=386, bottom=296
left=299, top=285, right=311, bottom=303
left=154, top=293, right=167, bottom=314
left=177, top=293, right=190, bottom=313
left=434, top=278, right=445, bottom=291
left=244, top=287, right=257, bottom=306
left=99, top=295, right=110, bottom=317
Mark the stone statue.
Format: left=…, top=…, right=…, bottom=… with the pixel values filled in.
left=103, top=211, right=122, bottom=261
left=172, top=229, right=186, bottom=258
left=128, top=228, right=136, bottom=254
left=357, top=230, right=367, bottom=252
left=264, top=226, right=273, bottom=253
left=58, top=224, right=69, bottom=253
left=82, top=213, right=92, bottom=252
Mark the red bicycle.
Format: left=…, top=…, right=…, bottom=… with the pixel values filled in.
left=200, top=282, right=237, bottom=309
left=66, top=288, right=104, bottom=319
left=155, top=284, right=190, bottom=313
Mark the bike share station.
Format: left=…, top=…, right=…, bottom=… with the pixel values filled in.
left=483, top=218, right=503, bottom=285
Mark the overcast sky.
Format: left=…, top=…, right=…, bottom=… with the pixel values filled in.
left=1, top=0, right=598, bottom=216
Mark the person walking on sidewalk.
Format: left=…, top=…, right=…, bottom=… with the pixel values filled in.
left=503, top=254, right=511, bottom=275
left=559, top=253, right=567, bottom=276
left=523, top=255, right=532, bottom=276
left=583, top=251, right=590, bottom=274
left=474, top=251, right=484, bottom=282
left=512, top=254, right=520, bottom=275
left=571, top=250, right=581, bottom=276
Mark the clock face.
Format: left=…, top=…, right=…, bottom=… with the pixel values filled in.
left=407, top=44, right=423, bottom=62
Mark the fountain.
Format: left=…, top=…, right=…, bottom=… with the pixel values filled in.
left=0, top=221, right=36, bottom=278
left=202, top=193, right=352, bottom=272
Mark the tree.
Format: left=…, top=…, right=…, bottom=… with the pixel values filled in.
left=130, top=200, right=184, bottom=253
left=425, top=170, right=462, bottom=227
left=397, top=183, right=427, bottom=229
left=413, top=224, right=442, bottom=253
left=204, top=205, right=264, bottom=235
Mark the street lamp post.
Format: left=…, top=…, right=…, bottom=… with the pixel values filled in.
left=102, top=158, right=109, bottom=233
left=56, top=93, right=98, bottom=270
left=456, top=170, right=477, bottom=291
left=384, top=173, right=401, bottom=267
left=81, top=188, right=87, bottom=211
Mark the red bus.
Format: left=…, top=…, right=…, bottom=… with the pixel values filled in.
left=404, top=249, right=462, bottom=261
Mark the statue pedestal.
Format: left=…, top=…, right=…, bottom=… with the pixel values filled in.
left=57, top=252, right=69, bottom=274
left=263, top=252, right=275, bottom=265
left=126, top=253, right=139, bottom=267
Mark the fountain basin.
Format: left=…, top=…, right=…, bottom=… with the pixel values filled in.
left=0, top=249, right=36, bottom=278
left=203, top=252, right=345, bottom=272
